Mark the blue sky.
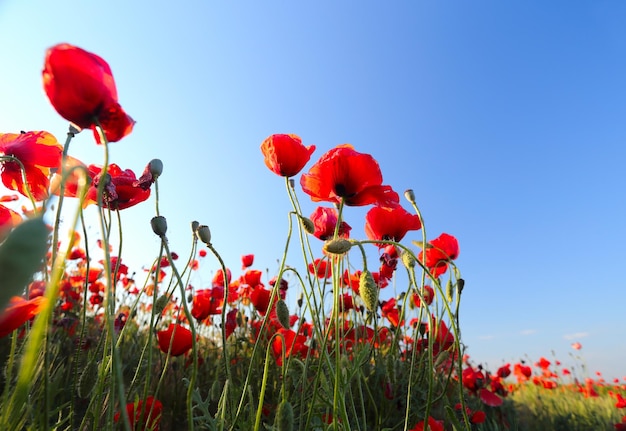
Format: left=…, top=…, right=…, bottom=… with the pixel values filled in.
left=1, top=1, right=625, bottom=380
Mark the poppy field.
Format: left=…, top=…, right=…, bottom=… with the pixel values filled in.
left=0, top=43, right=624, bottom=431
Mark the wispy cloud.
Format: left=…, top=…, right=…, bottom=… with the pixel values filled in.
left=519, top=329, right=537, bottom=336
left=563, top=332, right=589, bottom=340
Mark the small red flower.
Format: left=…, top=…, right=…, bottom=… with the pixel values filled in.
left=308, top=258, right=331, bottom=279
left=571, top=342, right=582, bottom=350
left=0, top=296, right=47, bottom=338
left=300, top=144, right=399, bottom=207
left=412, top=285, right=434, bottom=307
left=156, top=324, right=193, bottom=356
left=42, top=43, right=135, bottom=143
left=310, top=206, right=352, bottom=240
left=114, top=396, right=162, bottom=431
left=0, top=131, right=63, bottom=200
left=241, top=254, right=254, bottom=269
left=84, top=164, right=151, bottom=210
left=365, top=205, right=421, bottom=245
left=261, top=134, right=315, bottom=177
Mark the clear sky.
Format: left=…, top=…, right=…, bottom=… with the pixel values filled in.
left=1, top=1, right=624, bottom=380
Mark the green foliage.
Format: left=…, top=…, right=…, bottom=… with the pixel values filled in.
left=0, top=217, right=48, bottom=310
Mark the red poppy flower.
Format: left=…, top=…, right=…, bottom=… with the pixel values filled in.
left=250, top=286, right=275, bottom=315
left=479, top=388, right=503, bottom=407
left=412, top=285, right=434, bottom=307
left=300, top=144, right=399, bottom=207
left=114, top=396, right=162, bottom=431
left=241, top=254, right=254, bottom=269
left=0, top=296, right=47, bottom=338
left=365, top=205, right=421, bottom=245
left=212, top=268, right=231, bottom=288
left=157, top=324, right=193, bottom=356
left=308, top=258, right=331, bottom=279
left=418, top=233, right=459, bottom=277
left=260, top=134, right=315, bottom=177
left=42, top=43, right=135, bottom=143
left=271, top=327, right=308, bottom=366
left=410, top=416, right=444, bottom=431
left=0, top=203, right=22, bottom=241
left=84, top=164, right=151, bottom=210
left=191, top=289, right=223, bottom=320
left=0, top=131, right=63, bottom=200
left=310, top=206, right=352, bottom=240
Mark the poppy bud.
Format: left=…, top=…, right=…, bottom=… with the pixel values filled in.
left=323, top=238, right=352, bottom=255
left=404, top=189, right=416, bottom=204
left=154, top=294, right=170, bottom=315
left=276, top=299, right=290, bottom=329
left=196, top=225, right=211, bottom=246
left=274, top=400, right=294, bottom=431
left=191, top=220, right=199, bottom=233
left=401, top=250, right=416, bottom=269
left=150, top=216, right=168, bottom=237
left=299, top=215, right=315, bottom=235
left=446, top=279, right=454, bottom=303
left=149, top=158, right=163, bottom=179
left=359, top=270, right=378, bottom=312
left=457, top=278, right=465, bottom=294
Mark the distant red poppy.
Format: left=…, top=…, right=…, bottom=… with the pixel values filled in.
left=479, top=388, right=503, bottom=407
left=241, top=254, right=254, bottom=269
left=42, top=43, right=135, bottom=143
left=271, top=327, right=308, bottom=366
left=300, top=144, right=399, bottom=207
left=365, top=205, right=421, bottom=245
left=84, top=164, right=151, bottom=210
left=261, top=134, right=315, bottom=177
left=156, top=324, right=193, bottom=356
left=571, top=342, right=582, bottom=350
left=0, top=131, right=63, bottom=200
left=310, top=206, right=352, bottom=240
left=308, top=258, right=331, bottom=279
left=0, top=296, right=47, bottom=338
left=114, top=396, right=162, bottom=431
left=212, top=268, right=232, bottom=288
left=410, top=416, right=444, bottom=431
left=418, top=233, right=459, bottom=277
left=412, top=285, right=434, bottom=307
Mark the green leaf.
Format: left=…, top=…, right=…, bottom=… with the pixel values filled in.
left=411, top=240, right=432, bottom=249
left=0, top=217, right=48, bottom=311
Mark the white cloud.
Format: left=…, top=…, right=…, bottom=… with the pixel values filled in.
left=519, top=329, right=537, bottom=336
left=563, top=332, right=589, bottom=340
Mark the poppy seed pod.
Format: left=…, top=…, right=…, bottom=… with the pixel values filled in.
left=150, top=216, right=167, bottom=237
left=149, top=158, right=163, bottom=179
left=196, top=225, right=211, bottom=245
left=323, top=238, right=352, bottom=255
left=404, top=189, right=416, bottom=204
left=359, top=270, right=379, bottom=312
left=191, top=220, right=199, bottom=233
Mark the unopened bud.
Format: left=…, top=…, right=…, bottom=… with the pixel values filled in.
left=154, top=294, right=170, bottom=315
left=404, top=189, right=416, bottom=204
left=151, top=216, right=168, bottom=237
left=191, top=221, right=199, bottom=233
left=401, top=251, right=416, bottom=268
left=446, top=278, right=454, bottom=303
left=149, top=158, right=164, bottom=179
left=359, top=270, right=379, bottom=312
left=299, top=215, right=315, bottom=235
left=196, top=224, right=212, bottom=245
left=274, top=400, right=294, bottom=431
left=323, top=238, right=352, bottom=255
left=457, top=278, right=465, bottom=294
left=276, top=299, right=290, bottom=329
